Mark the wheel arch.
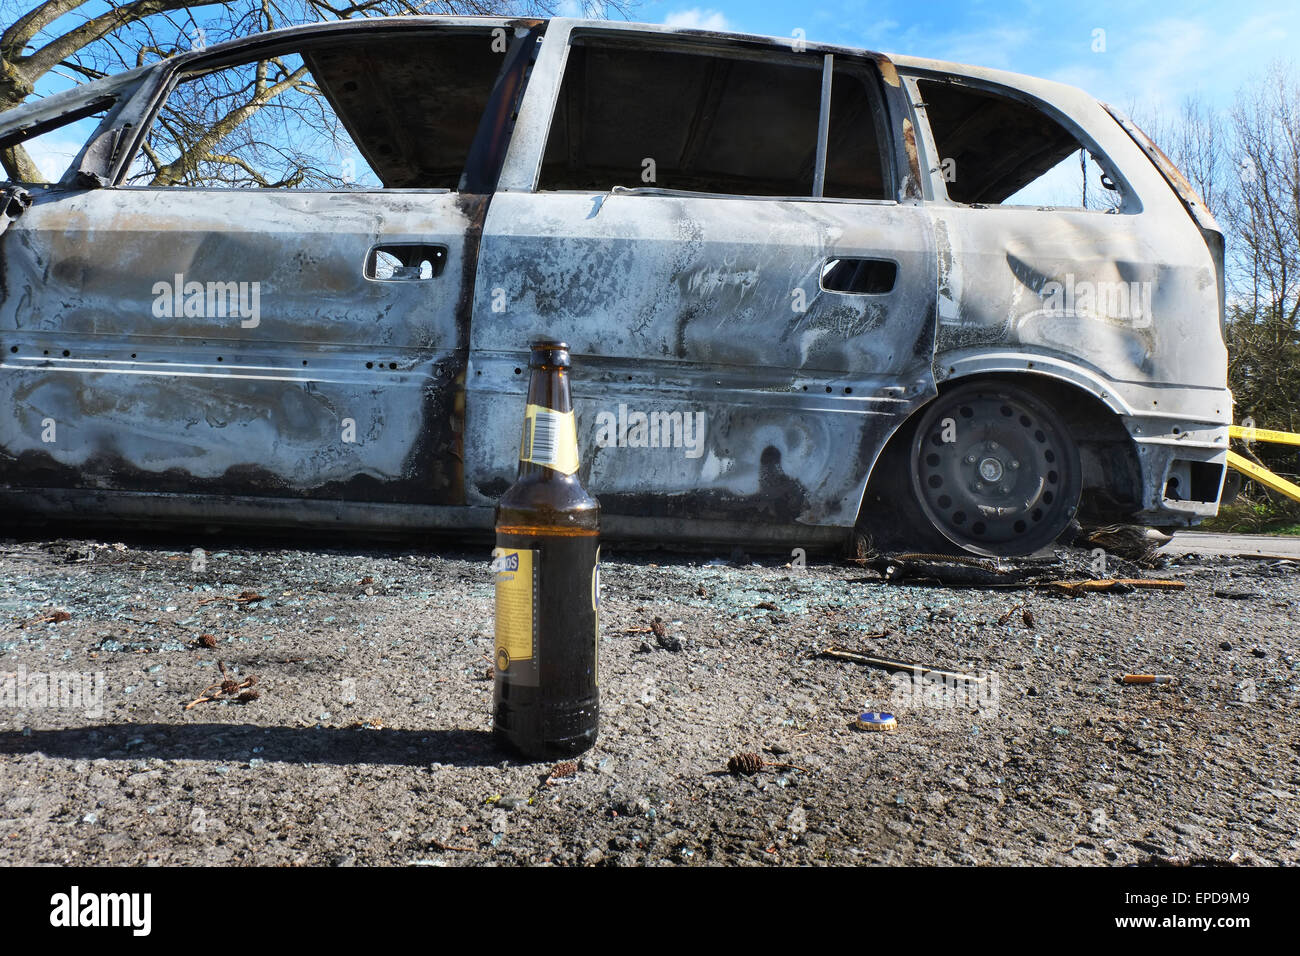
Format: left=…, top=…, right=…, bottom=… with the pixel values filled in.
left=856, top=363, right=1146, bottom=550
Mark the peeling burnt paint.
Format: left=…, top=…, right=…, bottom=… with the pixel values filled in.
left=0, top=16, right=1235, bottom=547
left=0, top=181, right=480, bottom=508
left=1, top=356, right=463, bottom=503
left=464, top=182, right=937, bottom=533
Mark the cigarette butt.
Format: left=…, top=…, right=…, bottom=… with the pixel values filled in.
left=1118, top=674, right=1179, bottom=685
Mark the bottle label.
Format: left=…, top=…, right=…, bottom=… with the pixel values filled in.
left=493, top=547, right=538, bottom=684
left=520, top=404, right=580, bottom=475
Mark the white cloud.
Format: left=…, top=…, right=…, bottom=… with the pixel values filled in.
left=919, top=25, right=1037, bottom=72
left=1045, top=12, right=1292, bottom=114
left=20, top=135, right=85, bottom=183
left=663, top=8, right=733, bottom=32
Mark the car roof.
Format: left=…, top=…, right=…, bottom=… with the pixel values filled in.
left=0, top=15, right=1102, bottom=135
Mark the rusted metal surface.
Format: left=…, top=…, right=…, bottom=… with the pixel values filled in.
left=0, top=18, right=1232, bottom=549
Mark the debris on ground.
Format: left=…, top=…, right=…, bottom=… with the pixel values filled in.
left=1082, top=524, right=1172, bottom=566
left=20, top=610, right=71, bottom=628
left=728, top=752, right=763, bottom=775
left=861, top=543, right=1181, bottom=591
left=819, top=645, right=986, bottom=683
left=428, top=839, right=475, bottom=853
left=183, top=662, right=260, bottom=709
left=1116, top=674, right=1180, bottom=685
left=650, top=616, right=681, bottom=652
left=862, top=552, right=1047, bottom=587
left=997, top=602, right=1025, bottom=625
left=1, top=535, right=1296, bottom=866
left=196, top=590, right=265, bottom=606
left=726, top=751, right=806, bottom=777
left=1044, top=578, right=1185, bottom=596
left=852, top=712, right=897, bottom=733
left=544, top=761, right=579, bottom=786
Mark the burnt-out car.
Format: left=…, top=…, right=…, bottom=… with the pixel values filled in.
left=0, top=16, right=1230, bottom=556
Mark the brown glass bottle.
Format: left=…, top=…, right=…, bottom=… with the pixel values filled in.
left=492, top=341, right=600, bottom=759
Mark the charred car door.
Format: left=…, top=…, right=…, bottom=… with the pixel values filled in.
left=0, top=20, right=540, bottom=528
left=469, top=23, right=938, bottom=545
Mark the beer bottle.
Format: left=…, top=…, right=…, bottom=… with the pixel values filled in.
left=492, top=341, right=600, bottom=759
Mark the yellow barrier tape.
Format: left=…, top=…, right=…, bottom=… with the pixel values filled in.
left=1228, top=424, right=1300, bottom=447
left=1226, top=449, right=1300, bottom=503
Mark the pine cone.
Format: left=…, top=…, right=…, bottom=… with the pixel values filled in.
left=728, top=752, right=763, bottom=776
left=651, top=616, right=682, bottom=653
left=549, top=761, right=578, bottom=780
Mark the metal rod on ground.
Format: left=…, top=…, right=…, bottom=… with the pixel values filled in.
left=1040, top=578, right=1185, bottom=594
left=819, top=645, right=985, bottom=683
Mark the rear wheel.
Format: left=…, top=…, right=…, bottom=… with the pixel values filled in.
left=909, top=381, right=1081, bottom=556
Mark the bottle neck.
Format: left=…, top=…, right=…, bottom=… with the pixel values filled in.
left=527, top=365, right=572, bottom=414
left=516, top=365, right=579, bottom=480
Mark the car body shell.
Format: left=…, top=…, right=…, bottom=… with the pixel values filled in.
left=0, top=16, right=1231, bottom=550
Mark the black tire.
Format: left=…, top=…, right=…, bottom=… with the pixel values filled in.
left=907, top=381, right=1082, bottom=557
left=856, top=411, right=955, bottom=556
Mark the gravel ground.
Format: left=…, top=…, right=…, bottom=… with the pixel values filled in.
left=0, top=533, right=1297, bottom=866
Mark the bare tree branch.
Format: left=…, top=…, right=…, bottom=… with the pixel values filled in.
left=2, top=0, right=84, bottom=61
left=21, top=0, right=203, bottom=82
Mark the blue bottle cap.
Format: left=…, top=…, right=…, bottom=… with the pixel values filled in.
left=854, top=711, right=897, bottom=732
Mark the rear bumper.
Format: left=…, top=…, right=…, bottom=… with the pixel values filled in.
left=1123, top=415, right=1229, bottom=524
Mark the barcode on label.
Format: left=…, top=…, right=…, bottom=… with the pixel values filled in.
left=529, top=408, right=562, bottom=465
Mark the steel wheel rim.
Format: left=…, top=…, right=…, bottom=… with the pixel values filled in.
left=910, top=387, right=1080, bottom=556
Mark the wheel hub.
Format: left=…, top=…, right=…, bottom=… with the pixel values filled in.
left=977, top=456, right=1005, bottom=483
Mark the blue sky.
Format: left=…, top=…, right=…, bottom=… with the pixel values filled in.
left=14, top=0, right=1297, bottom=114
left=13, top=0, right=1295, bottom=181
left=607, top=0, right=1298, bottom=115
